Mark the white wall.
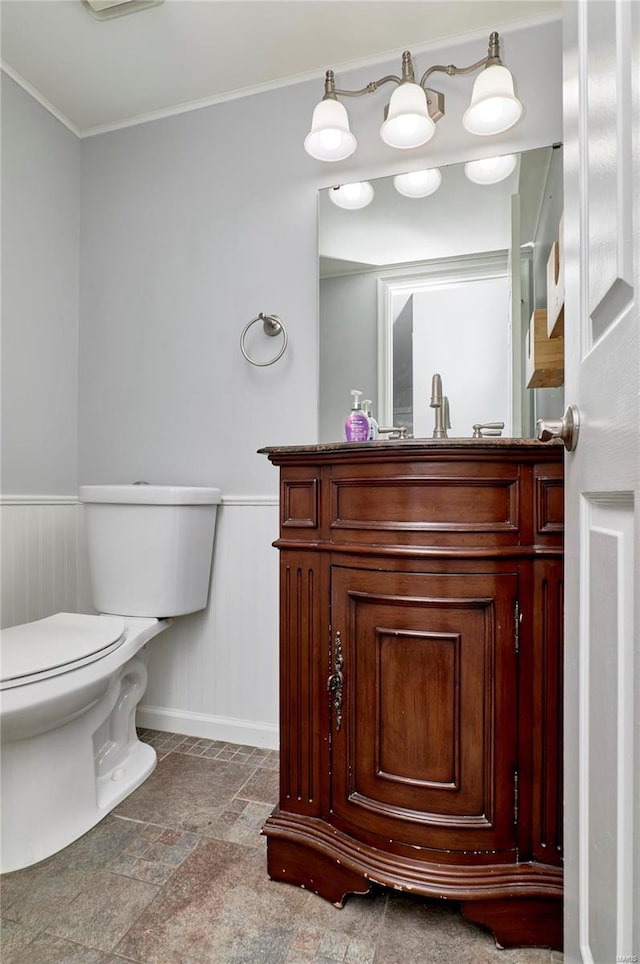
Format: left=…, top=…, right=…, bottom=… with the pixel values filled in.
left=77, top=93, right=319, bottom=495
left=1, top=77, right=82, bottom=628
left=1, top=16, right=563, bottom=742
left=1, top=76, right=81, bottom=495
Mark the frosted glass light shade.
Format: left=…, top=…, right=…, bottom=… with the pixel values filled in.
left=380, top=82, right=435, bottom=149
left=463, top=64, right=523, bottom=135
left=328, top=181, right=375, bottom=210
left=393, top=168, right=442, bottom=198
left=465, top=153, right=517, bottom=185
left=304, top=98, right=357, bottom=161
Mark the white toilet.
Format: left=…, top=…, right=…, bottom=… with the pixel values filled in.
left=0, top=484, right=221, bottom=874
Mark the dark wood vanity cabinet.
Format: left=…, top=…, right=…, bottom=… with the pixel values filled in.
left=260, top=442, right=564, bottom=951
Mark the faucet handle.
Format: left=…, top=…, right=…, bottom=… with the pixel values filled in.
left=378, top=426, right=408, bottom=439
left=443, top=397, right=451, bottom=430
left=472, top=421, right=504, bottom=439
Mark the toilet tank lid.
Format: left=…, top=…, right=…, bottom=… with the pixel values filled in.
left=79, top=485, right=222, bottom=505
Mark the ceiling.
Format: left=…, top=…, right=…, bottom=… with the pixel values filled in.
left=1, top=0, right=560, bottom=137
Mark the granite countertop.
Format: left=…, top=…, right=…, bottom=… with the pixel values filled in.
left=258, top=437, right=562, bottom=456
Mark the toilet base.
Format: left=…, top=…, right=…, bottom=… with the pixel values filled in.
left=1, top=617, right=169, bottom=874
left=2, top=734, right=157, bottom=875
left=96, top=737, right=157, bottom=814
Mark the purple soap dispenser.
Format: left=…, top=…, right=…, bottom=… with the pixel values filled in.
left=344, top=390, right=370, bottom=442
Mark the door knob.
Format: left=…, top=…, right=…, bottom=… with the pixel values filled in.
left=536, top=404, right=580, bottom=451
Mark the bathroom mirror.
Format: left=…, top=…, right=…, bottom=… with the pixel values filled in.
left=318, top=145, right=563, bottom=441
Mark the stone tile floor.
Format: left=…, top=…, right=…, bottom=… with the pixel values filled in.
left=1, top=730, right=564, bottom=963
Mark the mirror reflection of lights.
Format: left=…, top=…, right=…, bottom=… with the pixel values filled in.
left=328, top=181, right=375, bottom=210
left=393, top=168, right=442, bottom=198
left=464, top=154, right=517, bottom=185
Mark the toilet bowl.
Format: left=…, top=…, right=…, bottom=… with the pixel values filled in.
left=0, top=484, right=221, bottom=874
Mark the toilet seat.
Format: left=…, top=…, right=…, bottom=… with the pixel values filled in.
left=0, top=613, right=126, bottom=690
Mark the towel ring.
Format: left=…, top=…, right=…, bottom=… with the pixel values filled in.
left=240, top=313, right=288, bottom=367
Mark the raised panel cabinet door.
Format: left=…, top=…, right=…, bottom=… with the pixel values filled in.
left=329, top=567, right=519, bottom=855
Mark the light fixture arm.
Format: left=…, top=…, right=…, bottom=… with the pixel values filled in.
left=321, top=33, right=503, bottom=102
left=327, top=50, right=418, bottom=99
left=419, top=32, right=502, bottom=88
left=331, top=71, right=402, bottom=99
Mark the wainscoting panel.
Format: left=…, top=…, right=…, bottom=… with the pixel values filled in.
left=1, top=496, right=280, bottom=748
left=0, top=498, right=80, bottom=628
left=138, top=497, right=280, bottom=749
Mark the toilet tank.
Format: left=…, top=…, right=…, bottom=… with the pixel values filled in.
left=78, top=485, right=222, bottom=617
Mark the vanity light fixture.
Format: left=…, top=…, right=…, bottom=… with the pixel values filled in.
left=463, top=65, right=522, bottom=135
left=328, top=181, right=375, bottom=210
left=304, top=32, right=522, bottom=161
left=464, top=153, right=517, bottom=184
left=381, top=73, right=435, bottom=150
left=393, top=168, right=442, bottom=198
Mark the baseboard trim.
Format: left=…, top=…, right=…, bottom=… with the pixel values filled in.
left=136, top=705, right=279, bottom=750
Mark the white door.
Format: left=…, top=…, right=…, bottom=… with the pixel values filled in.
left=562, top=1, right=640, bottom=961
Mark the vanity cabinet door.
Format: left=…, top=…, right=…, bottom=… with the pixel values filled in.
left=329, top=566, right=519, bottom=856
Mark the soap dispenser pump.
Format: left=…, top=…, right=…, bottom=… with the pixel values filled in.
left=362, top=399, right=379, bottom=440
left=344, top=389, right=370, bottom=442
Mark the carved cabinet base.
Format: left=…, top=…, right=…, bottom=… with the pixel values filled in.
left=266, top=835, right=372, bottom=908
left=461, top=897, right=563, bottom=951
left=266, top=813, right=562, bottom=950
left=261, top=441, right=564, bottom=951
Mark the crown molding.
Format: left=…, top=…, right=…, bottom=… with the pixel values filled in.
left=1, top=61, right=81, bottom=137
left=2, top=10, right=560, bottom=139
